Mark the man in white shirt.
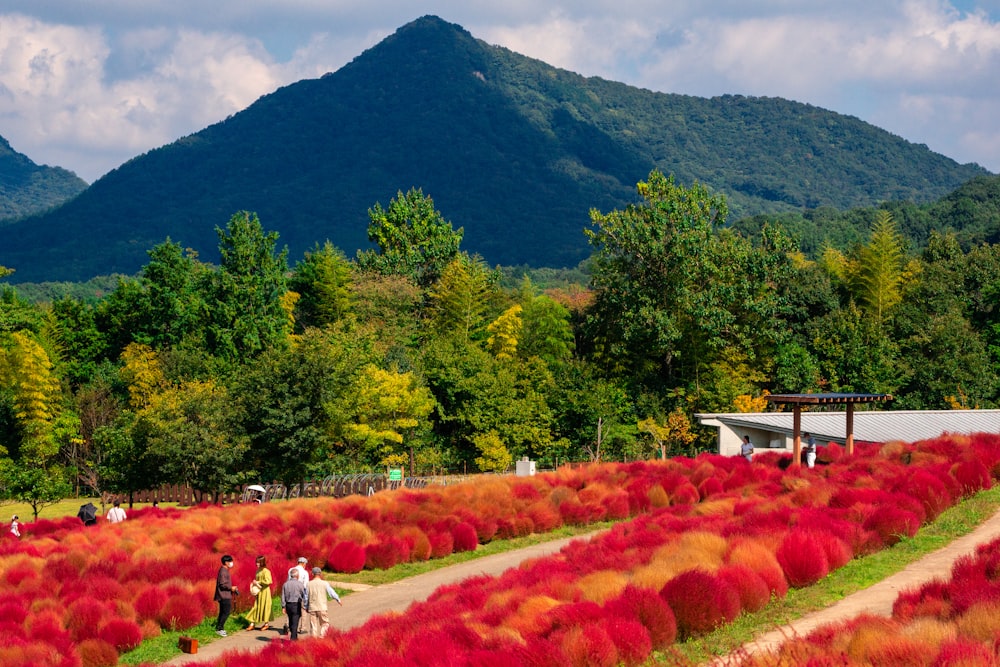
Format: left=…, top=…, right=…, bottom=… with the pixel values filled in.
left=106, top=500, right=127, bottom=524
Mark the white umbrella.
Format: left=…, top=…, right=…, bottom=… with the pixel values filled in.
left=246, top=484, right=266, bottom=493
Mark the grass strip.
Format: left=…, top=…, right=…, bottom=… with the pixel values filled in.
left=663, top=484, right=1000, bottom=664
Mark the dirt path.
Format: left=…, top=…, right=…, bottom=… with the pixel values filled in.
left=162, top=532, right=601, bottom=666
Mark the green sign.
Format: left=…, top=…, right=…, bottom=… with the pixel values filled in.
left=389, top=468, right=403, bottom=482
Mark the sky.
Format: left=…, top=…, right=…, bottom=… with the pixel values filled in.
left=1, top=1, right=999, bottom=184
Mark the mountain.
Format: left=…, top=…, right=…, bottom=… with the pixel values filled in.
left=0, top=136, right=87, bottom=222
left=0, top=15, right=988, bottom=283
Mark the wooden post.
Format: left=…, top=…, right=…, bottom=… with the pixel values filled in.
left=793, top=405, right=802, bottom=466
left=846, top=402, right=855, bottom=455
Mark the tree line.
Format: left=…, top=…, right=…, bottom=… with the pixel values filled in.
left=2, top=171, right=999, bottom=515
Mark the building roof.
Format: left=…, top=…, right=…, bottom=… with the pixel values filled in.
left=695, top=409, right=1000, bottom=445
left=765, top=393, right=892, bottom=406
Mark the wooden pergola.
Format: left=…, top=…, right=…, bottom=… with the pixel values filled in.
left=764, top=393, right=893, bottom=465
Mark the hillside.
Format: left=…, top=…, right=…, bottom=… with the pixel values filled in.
left=0, top=15, right=988, bottom=283
left=0, top=136, right=88, bottom=222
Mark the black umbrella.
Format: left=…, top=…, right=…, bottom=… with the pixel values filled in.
left=77, top=502, right=98, bottom=525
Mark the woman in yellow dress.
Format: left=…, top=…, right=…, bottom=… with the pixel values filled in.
left=245, top=555, right=273, bottom=631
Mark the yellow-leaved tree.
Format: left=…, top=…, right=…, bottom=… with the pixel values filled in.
left=119, top=342, right=166, bottom=410
left=486, top=304, right=523, bottom=361
left=638, top=409, right=697, bottom=460
left=340, top=365, right=436, bottom=472
left=472, top=430, right=513, bottom=473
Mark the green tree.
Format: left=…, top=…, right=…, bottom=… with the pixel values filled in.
left=851, top=211, right=913, bottom=323
left=207, top=211, right=290, bottom=361
left=290, top=241, right=355, bottom=330
left=0, top=461, right=71, bottom=520
left=518, top=280, right=576, bottom=365
left=233, top=324, right=375, bottom=485
left=429, top=256, right=497, bottom=340
left=132, top=380, right=248, bottom=500
left=585, top=170, right=792, bottom=402
left=357, top=188, right=464, bottom=288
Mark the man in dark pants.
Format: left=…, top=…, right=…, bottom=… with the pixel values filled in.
left=214, top=555, right=238, bottom=636
left=281, top=568, right=307, bottom=640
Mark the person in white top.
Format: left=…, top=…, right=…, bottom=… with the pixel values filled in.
left=10, top=515, right=20, bottom=538
left=106, top=500, right=127, bottom=523
left=289, top=557, right=310, bottom=634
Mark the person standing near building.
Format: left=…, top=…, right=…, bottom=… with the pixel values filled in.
left=740, top=435, right=754, bottom=462
left=281, top=569, right=307, bottom=640
left=214, top=555, right=239, bottom=637
left=106, top=500, right=127, bottom=523
left=804, top=432, right=817, bottom=469
left=306, top=566, right=342, bottom=638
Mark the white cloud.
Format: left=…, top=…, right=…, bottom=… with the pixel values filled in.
left=1, top=1, right=999, bottom=182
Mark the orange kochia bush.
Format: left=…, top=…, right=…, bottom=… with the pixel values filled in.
left=6, top=432, right=1000, bottom=667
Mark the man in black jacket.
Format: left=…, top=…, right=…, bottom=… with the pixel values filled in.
left=281, top=568, right=307, bottom=640
left=214, top=555, right=239, bottom=636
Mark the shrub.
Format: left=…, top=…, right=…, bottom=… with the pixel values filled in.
left=559, top=624, right=618, bottom=667
left=365, top=539, right=402, bottom=570
left=64, top=598, right=110, bottom=643
left=428, top=531, right=454, bottom=558
left=328, top=541, right=367, bottom=574
left=717, top=564, right=772, bottom=612
left=604, top=584, right=677, bottom=649
left=952, top=459, right=992, bottom=496
left=133, top=585, right=168, bottom=623
left=451, top=522, right=479, bottom=552
left=863, top=505, right=921, bottom=546
left=599, top=617, right=652, bottom=666
left=158, top=594, right=204, bottom=630
left=77, top=639, right=118, bottom=667
left=96, top=618, right=142, bottom=653
left=776, top=530, right=830, bottom=588
left=931, top=638, right=996, bottom=666
left=577, top=570, right=629, bottom=605
left=660, top=570, right=739, bottom=639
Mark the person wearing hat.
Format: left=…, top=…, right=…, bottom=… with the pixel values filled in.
left=306, top=566, right=342, bottom=638
left=213, top=555, right=239, bottom=637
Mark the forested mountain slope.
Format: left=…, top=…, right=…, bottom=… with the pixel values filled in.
left=0, top=15, right=987, bottom=282
left=0, top=136, right=87, bottom=222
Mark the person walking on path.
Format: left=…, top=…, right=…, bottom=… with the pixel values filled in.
left=281, top=569, right=307, bottom=641
left=306, top=566, right=342, bottom=638
left=106, top=500, right=127, bottom=523
left=245, top=555, right=273, bottom=631
left=289, top=556, right=310, bottom=634
left=9, top=515, right=20, bottom=538
left=213, top=555, right=239, bottom=637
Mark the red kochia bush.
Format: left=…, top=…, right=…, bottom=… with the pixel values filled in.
left=158, top=594, right=204, bottom=630
left=133, top=585, right=168, bottom=623
left=717, top=564, right=772, bottom=612
left=660, top=570, right=740, bottom=639
left=451, top=522, right=479, bottom=552
left=328, top=541, right=366, bottom=574
left=863, top=505, right=921, bottom=546
left=96, top=618, right=143, bottom=653
left=776, top=530, right=830, bottom=588
left=952, top=459, right=992, bottom=496
left=599, top=617, right=652, bottom=666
